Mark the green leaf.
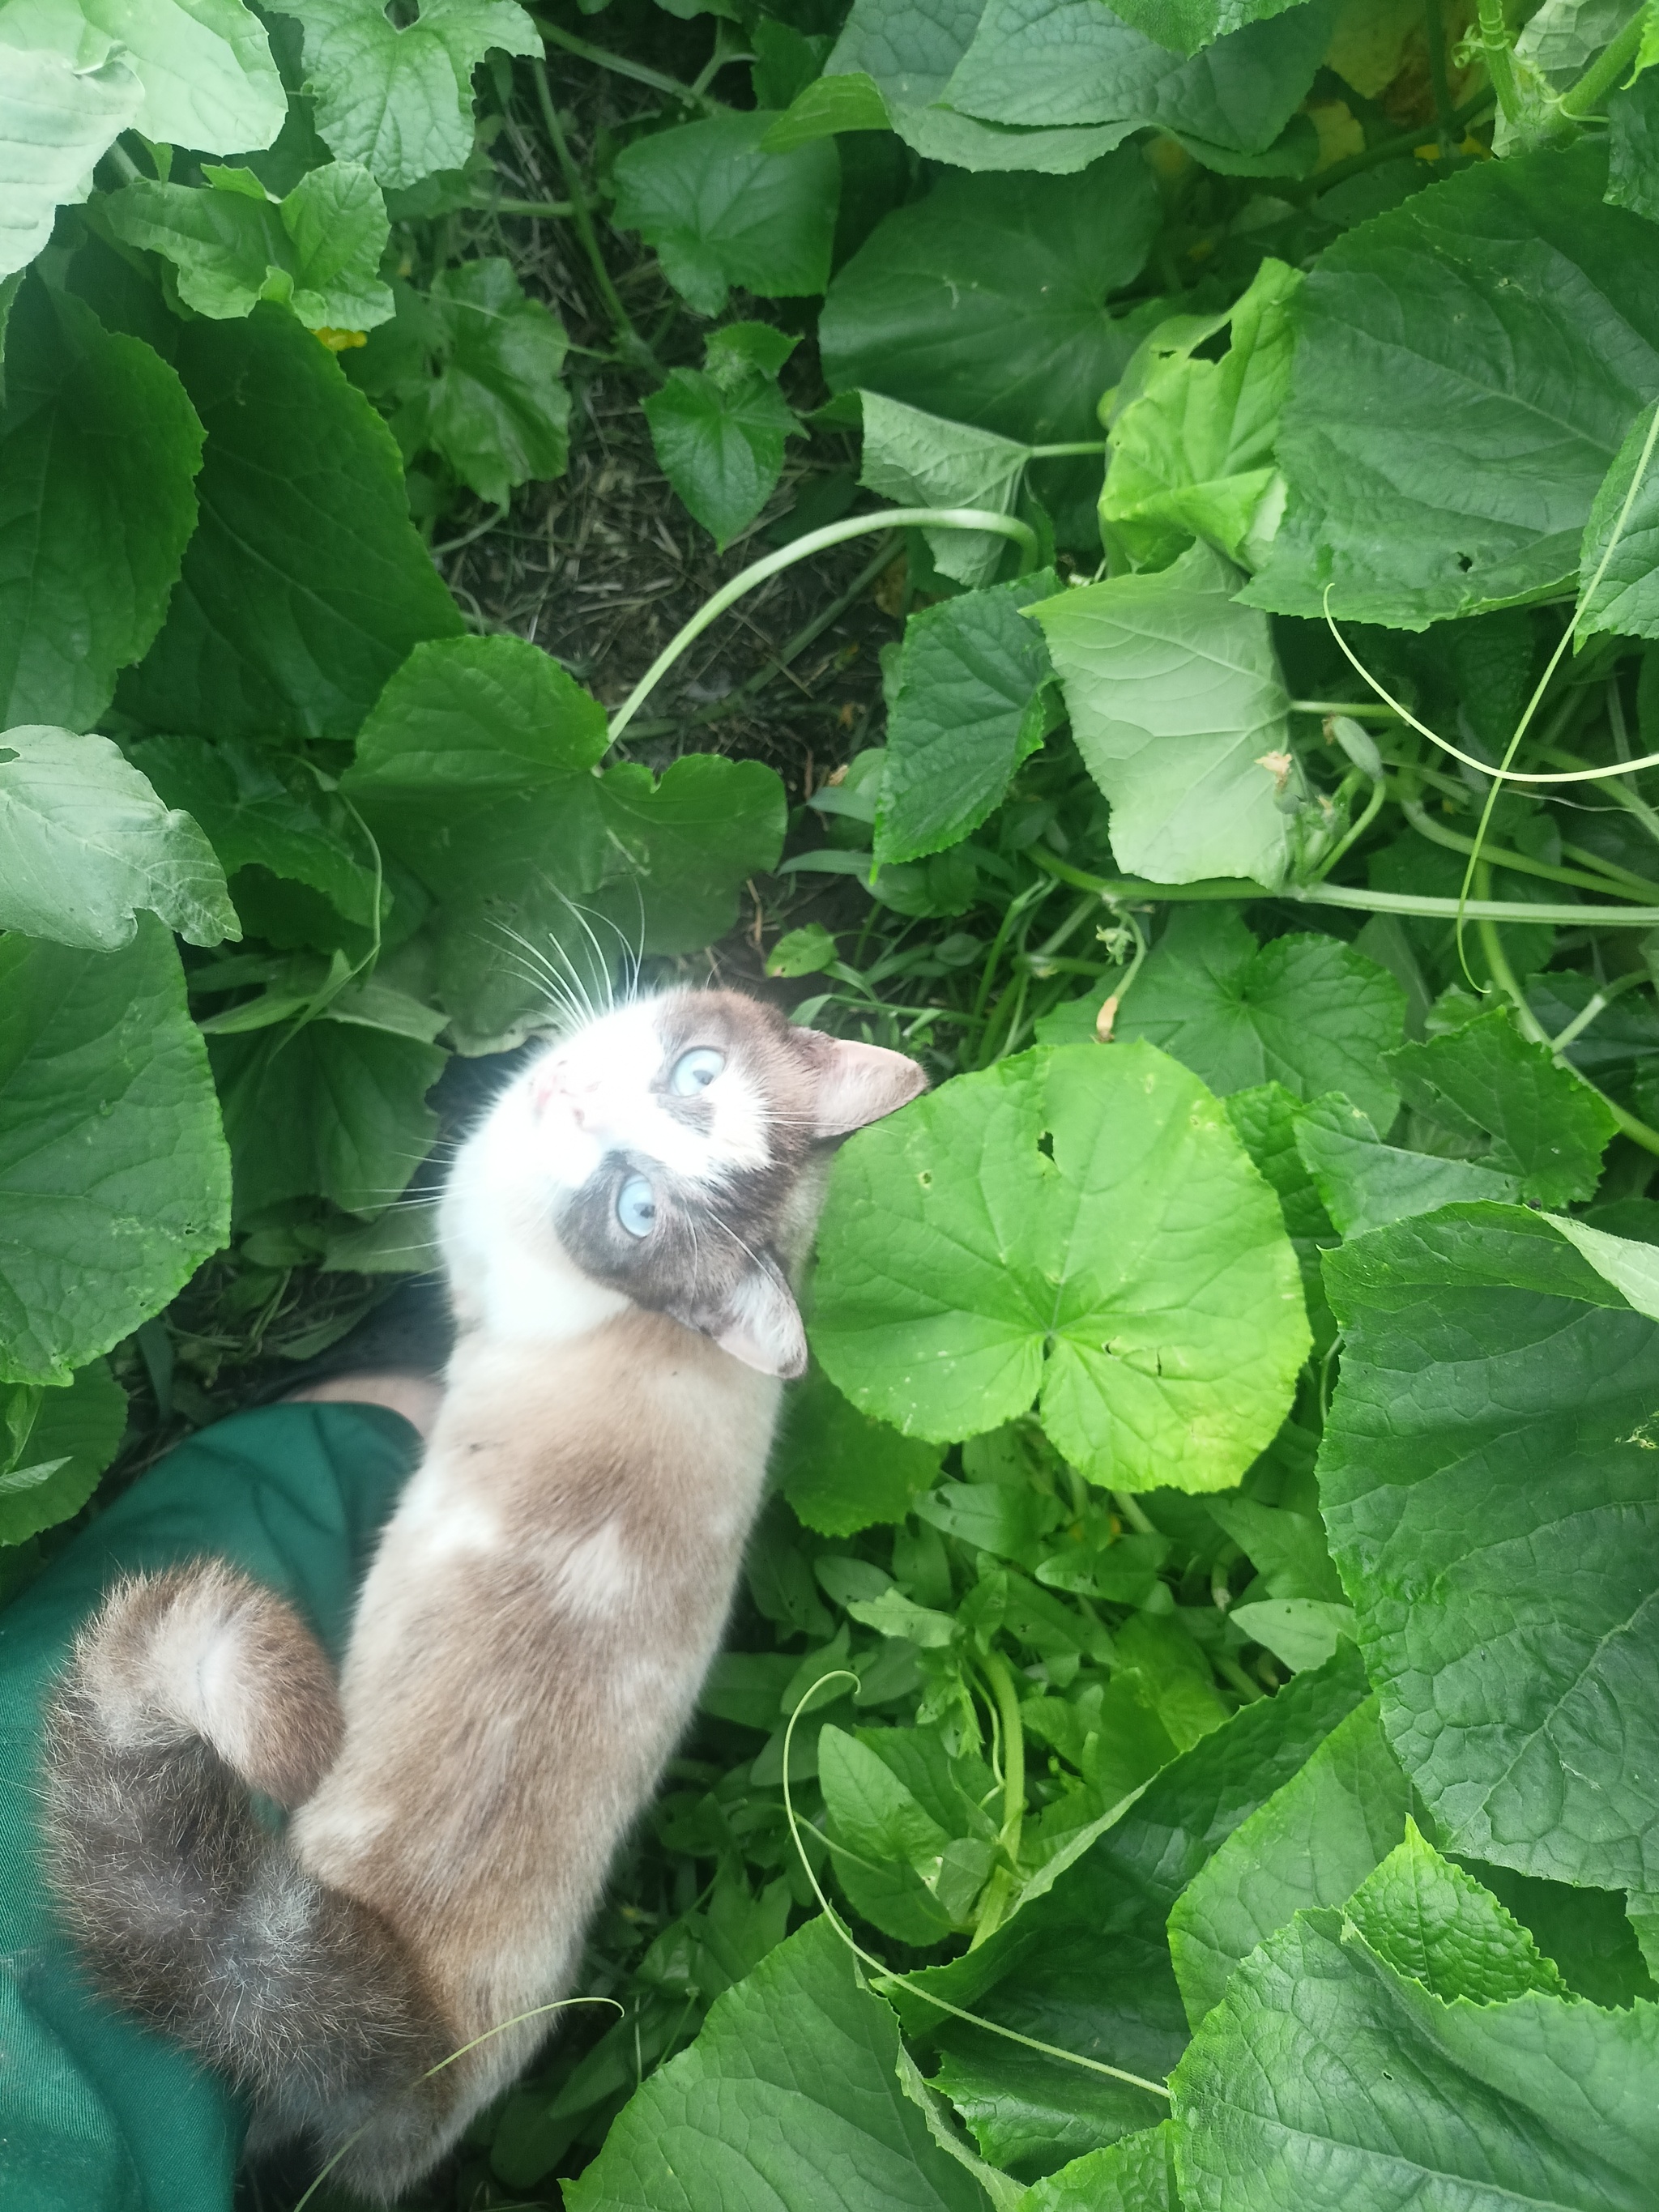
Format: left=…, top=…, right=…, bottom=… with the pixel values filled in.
left=1245, top=144, right=1659, bottom=628
left=1222, top=1079, right=1334, bottom=1352
left=1167, top=1697, right=1410, bottom=2027
left=0, top=0, right=285, bottom=277
left=0, top=918, right=230, bottom=1384
left=1014, top=2125, right=1179, bottom=2212
left=875, top=573, right=1058, bottom=863
left=105, top=161, right=393, bottom=331
left=1203, top=1492, right=1341, bottom=1602
left=775, top=1363, right=943, bottom=1536
left=273, top=0, right=538, bottom=188
left=1115, top=907, right=1406, bottom=1130
left=821, top=156, right=1159, bottom=454
left=1030, top=543, right=1294, bottom=889
left=1226, top=1597, right=1354, bottom=1674
left=421, top=257, right=569, bottom=506
left=1173, top=1903, right=1659, bottom=2211
left=858, top=394, right=1035, bottom=590
left=591, top=753, right=787, bottom=954
left=811, top=1041, right=1309, bottom=1494
left=1384, top=1008, right=1617, bottom=1208
left=812, top=0, right=1184, bottom=173
left=564, top=1916, right=987, bottom=2212
left=1608, top=68, right=1659, bottom=226
left=0, top=279, right=203, bottom=731
left=211, top=1014, right=444, bottom=1217
left=944, top=0, right=1331, bottom=161
left=761, top=70, right=892, bottom=150
left=766, top=923, right=837, bottom=978
left=612, top=113, right=838, bottom=317
left=895, top=1642, right=1368, bottom=2177
left=0, top=47, right=141, bottom=279
left=819, top=1723, right=964, bottom=1941
left=1347, top=1822, right=1566, bottom=2005
left=643, top=355, right=797, bottom=548
left=1321, top=1204, right=1659, bottom=1890
left=134, top=734, right=377, bottom=927
left=1467, top=1856, right=1657, bottom=2009
left=0, top=726, right=235, bottom=950
left=1576, top=397, right=1659, bottom=644
left=342, top=635, right=608, bottom=903
left=1103, top=0, right=1311, bottom=51
left=1102, top=257, right=1297, bottom=570
left=118, top=304, right=463, bottom=741
left=1292, top=1093, right=1522, bottom=1239
left=0, top=1357, right=126, bottom=1545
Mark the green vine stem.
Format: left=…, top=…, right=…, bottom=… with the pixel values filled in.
left=619, top=535, right=900, bottom=743
left=1287, top=87, right=1494, bottom=202
left=1473, top=862, right=1659, bottom=1157
left=531, top=60, right=658, bottom=371
left=1026, top=845, right=1659, bottom=928
left=968, top=1645, right=1026, bottom=1950
left=1558, top=3, right=1649, bottom=123
left=1399, top=792, right=1659, bottom=901
left=606, top=509, right=1041, bottom=744
left=1550, top=966, right=1652, bottom=1054
left=1473, top=0, right=1523, bottom=126
left=534, top=18, right=720, bottom=110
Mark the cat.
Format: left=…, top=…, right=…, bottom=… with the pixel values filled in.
left=43, top=987, right=925, bottom=2201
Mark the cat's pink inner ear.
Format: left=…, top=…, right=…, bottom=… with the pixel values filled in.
left=713, top=1263, right=808, bottom=1379
left=805, top=1036, right=928, bottom=1137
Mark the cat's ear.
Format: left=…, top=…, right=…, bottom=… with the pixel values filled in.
left=702, top=1255, right=808, bottom=1379
left=796, top=1032, right=928, bottom=1137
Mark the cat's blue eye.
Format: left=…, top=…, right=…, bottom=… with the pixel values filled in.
left=670, top=1047, right=724, bottom=1096
left=616, top=1175, right=656, bottom=1238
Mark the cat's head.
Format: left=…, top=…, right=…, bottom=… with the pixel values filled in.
left=463, top=989, right=925, bottom=1378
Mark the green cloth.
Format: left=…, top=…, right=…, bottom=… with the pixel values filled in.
left=0, top=1404, right=421, bottom=2212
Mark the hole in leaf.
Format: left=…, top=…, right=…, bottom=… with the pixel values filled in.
left=1036, top=1130, right=1055, bottom=1161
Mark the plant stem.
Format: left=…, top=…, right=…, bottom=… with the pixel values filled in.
left=531, top=60, right=657, bottom=371
left=1025, top=844, right=1659, bottom=928
left=1310, top=776, right=1387, bottom=881
left=968, top=1647, right=1026, bottom=1948
left=1540, top=745, right=1659, bottom=850
left=485, top=194, right=576, bottom=217
left=1424, top=0, right=1457, bottom=146
left=1558, top=4, right=1648, bottom=122
left=1292, top=87, right=1494, bottom=201
left=534, top=17, right=719, bottom=110
left=1112, top=1490, right=1159, bottom=1536
left=1473, top=0, right=1523, bottom=126
left=1401, top=793, right=1659, bottom=901
left=1290, top=699, right=1401, bottom=718
left=620, top=535, right=899, bottom=742
left=1026, top=441, right=1109, bottom=458
left=1475, top=863, right=1659, bottom=1156
left=606, top=509, right=1039, bottom=743
left=1550, top=967, right=1653, bottom=1053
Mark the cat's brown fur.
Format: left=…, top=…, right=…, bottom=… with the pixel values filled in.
left=43, top=989, right=924, bottom=2199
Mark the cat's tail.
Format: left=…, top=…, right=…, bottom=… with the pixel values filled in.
left=41, top=1562, right=453, bottom=2199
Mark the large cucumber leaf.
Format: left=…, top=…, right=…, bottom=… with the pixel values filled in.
left=117, top=304, right=463, bottom=740
left=0, top=918, right=230, bottom=1384
left=811, top=1040, right=1309, bottom=1493
left=565, top=1916, right=986, bottom=2212
left=1321, top=1204, right=1659, bottom=1891
left=0, top=279, right=203, bottom=731
left=1246, top=144, right=1659, bottom=628
left=0, top=727, right=232, bottom=951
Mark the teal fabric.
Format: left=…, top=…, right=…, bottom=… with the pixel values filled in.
left=0, top=1404, right=422, bottom=2212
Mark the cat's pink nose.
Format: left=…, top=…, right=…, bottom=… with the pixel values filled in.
left=533, top=1059, right=601, bottom=1122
